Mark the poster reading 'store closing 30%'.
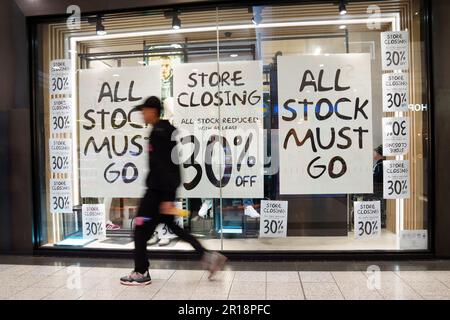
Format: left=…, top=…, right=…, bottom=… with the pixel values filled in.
left=173, top=61, right=264, bottom=199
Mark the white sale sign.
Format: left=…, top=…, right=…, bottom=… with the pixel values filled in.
left=382, top=73, right=409, bottom=112
left=82, top=204, right=106, bottom=240
left=278, top=54, right=373, bottom=195
left=354, top=201, right=381, bottom=239
left=259, top=201, right=288, bottom=238
left=79, top=66, right=160, bottom=198
left=381, top=31, right=409, bottom=71
left=382, top=117, right=410, bottom=156
left=49, top=179, right=72, bottom=214
left=50, top=98, right=72, bottom=134
left=49, top=59, right=72, bottom=95
left=173, top=61, right=264, bottom=198
left=383, top=160, right=410, bottom=199
left=49, top=139, right=72, bottom=174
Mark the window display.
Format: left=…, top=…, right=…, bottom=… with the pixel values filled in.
left=33, top=0, right=431, bottom=253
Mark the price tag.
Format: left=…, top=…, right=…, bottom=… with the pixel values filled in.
left=382, top=73, right=409, bottom=112
left=383, top=160, right=410, bottom=199
left=50, top=98, right=72, bottom=134
left=382, top=117, right=410, bottom=156
left=49, top=139, right=72, bottom=174
left=49, top=59, right=72, bottom=94
left=82, top=204, right=106, bottom=240
left=49, top=179, right=72, bottom=214
left=354, top=201, right=381, bottom=239
left=381, top=31, right=409, bottom=71
left=259, top=200, right=288, bottom=238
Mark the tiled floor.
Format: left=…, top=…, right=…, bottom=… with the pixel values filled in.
left=2, top=259, right=450, bottom=300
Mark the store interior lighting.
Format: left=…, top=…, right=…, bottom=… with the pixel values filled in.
left=88, top=14, right=107, bottom=36
left=339, top=0, right=348, bottom=16
left=96, top=15, right=107, bottom=36
left=172, top=12, right=181, bottom=30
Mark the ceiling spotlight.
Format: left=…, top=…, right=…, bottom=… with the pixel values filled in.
left=96, top=15, right=107, bottom=36
left=339, top=25, right=347, bottom=30
left=172, top=13, right=181, bottom=30
left=88, top=14, right=107, bottom=36
left=230, top=53, right=239, bottom=58
left=339, top=0, right=347, bottom=16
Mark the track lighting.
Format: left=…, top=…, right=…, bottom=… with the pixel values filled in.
left=339, top=0, right=347, bottom=16
left=88, top=15, right=107, bottom=36
left=96, top=15, right=107, bottom=36
left=172, top=12, right=181, bottom=30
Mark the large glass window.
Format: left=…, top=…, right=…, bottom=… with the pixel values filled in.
left=34, top=0, right=431, bottom=253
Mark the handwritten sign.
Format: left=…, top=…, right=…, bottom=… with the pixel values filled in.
left=278, top=54, right=373, bottom=195
left=79, top=66, right=160, bottom=197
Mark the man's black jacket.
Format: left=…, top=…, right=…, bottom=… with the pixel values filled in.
left=146, top=120, right=181, bottom=197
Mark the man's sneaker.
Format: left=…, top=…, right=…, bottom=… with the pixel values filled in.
left=202, top=252, right=227, bottom=280
left=244, top=205, right=260, bottom=218
left=106, top=221, right=121, bottom=230
left=158, top=238, right=171, bottom=246
left=198, top=201, right=212, bottom=219
left=120, top=270, right=152, bottom=286
left=147, top=232, right=159, bottom=245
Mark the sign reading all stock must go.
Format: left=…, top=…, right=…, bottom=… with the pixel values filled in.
left=277, top=54, right=373, bottom=195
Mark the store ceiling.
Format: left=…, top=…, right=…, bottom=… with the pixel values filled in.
left=44, top=1, right=413, bottom=50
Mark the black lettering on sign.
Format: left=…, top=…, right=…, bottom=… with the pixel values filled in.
left=83, top=109, right=96, bottom=130
left=98, top=82, right=113, bottom=103
left=328, top=156, right=347, bottom=178
left=315, top=99, right=334, bottom=121
left=283, top=128, right=316, bottom=152
left=98, top=81, right=142, bottom=103
left=282, top=99, right=297, bottom=121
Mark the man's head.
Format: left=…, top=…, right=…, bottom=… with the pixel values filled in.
left=161, top=56, right=172, bottom=81
left=373, top=145, right=383, bottom=160
left=135, top=96, right=162, bottom=125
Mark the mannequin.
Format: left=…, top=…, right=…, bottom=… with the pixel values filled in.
left=147, top=57, right=177, bottom=247
left=198, top=198, right=260, bottom=219
left=163, top=97, right=175, bottom=122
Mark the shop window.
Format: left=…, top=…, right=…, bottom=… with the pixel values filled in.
left=33, top=0, right=431, bottom=253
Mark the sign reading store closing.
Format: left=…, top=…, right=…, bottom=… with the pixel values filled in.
left=79, top=66, right=160, bottom=198
left=173, top=61, right=264, bottom=198
left=278, top=54, right=373, bottom=195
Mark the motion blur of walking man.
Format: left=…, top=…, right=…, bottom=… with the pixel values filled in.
left=121, top=96, right=227, bottom=286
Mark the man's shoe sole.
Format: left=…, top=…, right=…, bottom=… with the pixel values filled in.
left=120, top=280, right=152, bottom=286
left=208, top=255, right=228, bottom=280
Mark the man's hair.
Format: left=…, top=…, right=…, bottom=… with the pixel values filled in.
left=374, top=145, right=383, bottom=157
left=136, top=96, right=162, bottom=116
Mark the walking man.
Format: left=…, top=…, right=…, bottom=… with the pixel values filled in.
left=121, top=96, right=227, bottom=286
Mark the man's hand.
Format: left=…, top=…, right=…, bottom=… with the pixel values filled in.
left=160, top=201, right=176, bottom=215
